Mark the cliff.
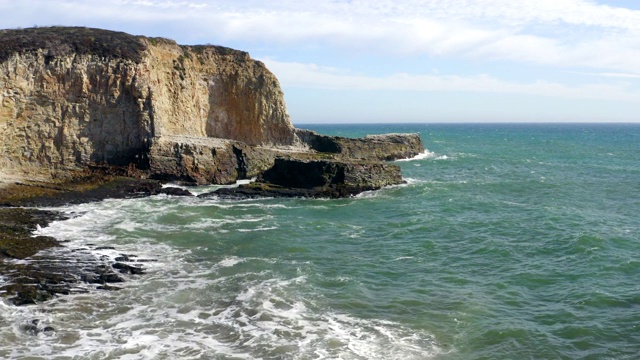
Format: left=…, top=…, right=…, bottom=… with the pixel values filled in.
left=0, top=27, right=423, bottom=187
left=0, top=27, right=293, bottom=181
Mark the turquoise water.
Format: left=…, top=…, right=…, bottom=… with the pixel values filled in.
left=1, top=123, right=639, bottom=359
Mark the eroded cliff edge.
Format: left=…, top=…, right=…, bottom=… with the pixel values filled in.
left=0, top=26, right=423, bottom=188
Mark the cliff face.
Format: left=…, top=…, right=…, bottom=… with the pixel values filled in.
left=0, top=27, right=424, bottom=188
left=0, top=46, right=151, bottom=176
left=140, top=40, right=294, bottom=145
left=0, top=27, right=294, bottom=180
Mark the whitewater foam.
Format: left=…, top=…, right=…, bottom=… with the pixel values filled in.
left=1, top=189, right=447, bottom=359
left=396, top=149, right=449, bottom=162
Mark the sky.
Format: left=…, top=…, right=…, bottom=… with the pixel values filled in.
left=1, top=0, right=639, bottom=123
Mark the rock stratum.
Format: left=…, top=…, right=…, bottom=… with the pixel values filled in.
left=0, top=26, right=423, bottom=191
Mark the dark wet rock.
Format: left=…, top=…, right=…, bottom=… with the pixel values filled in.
left=20, top=323, right=40, bottom=335
left=0, top=237, right=150, bottom=304
left=202, top=158, right=404, bottom=199
left=0, top=177, right=163, bottom=306
left=114, top=255, right=131, bottom=262
left=211, top=183, right=330, bottom=199
left=10, top=285, right=54, bottom=306
left=41, top=284, right=72, bottom=295
left=80, top=272, right=99, bottom=283
left=159, top=187, right=194, bottom=196
left=135, top=258, right=158, bottom=263
left=0, top=176, right=165, bottom=208
left=98, top=271, right=126, bottom=283
left=295, top=130, right=423, bottom=161
left=261, top=158, right=403, bottom=189
left=0, top=208, right=64, bottom=259
left=112, top=262, right=145, bottom=275
left=20, top=321, right=55, bottom=335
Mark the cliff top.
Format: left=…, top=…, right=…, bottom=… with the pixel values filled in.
left=0, top=26, right=248, bottom=63
left=0, top=26, right=147, bottom=63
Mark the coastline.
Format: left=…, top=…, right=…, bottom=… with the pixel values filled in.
left=0, top=175, right=188, bottom=306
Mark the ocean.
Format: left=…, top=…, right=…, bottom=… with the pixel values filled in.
left=1, top=123, right=639, bottom=359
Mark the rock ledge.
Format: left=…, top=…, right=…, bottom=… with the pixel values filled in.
left=203, top=158, right=404, bottom=199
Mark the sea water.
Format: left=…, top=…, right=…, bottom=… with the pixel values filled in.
left=1, top=123, right=639, bottom=359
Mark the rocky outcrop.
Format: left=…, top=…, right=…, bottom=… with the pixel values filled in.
left=149, top=132, right=423, bottom=185
left=202, top=158, right=403, bottom=199
left=148, top=135, right=281, bottom=185
left=295, top=129, right=423, bottom=161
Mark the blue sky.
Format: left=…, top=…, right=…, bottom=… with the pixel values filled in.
left=2, top=0, right=639, bottom=123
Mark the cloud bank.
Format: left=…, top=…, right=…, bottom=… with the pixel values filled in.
left=262, top=59, right=640, bottom=102
left=2, top=0, right=640, bottom=74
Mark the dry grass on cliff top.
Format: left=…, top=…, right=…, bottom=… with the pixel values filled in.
left=0, top=26, right=147, bottom=63
left=0, top=26, right=253, bottom=65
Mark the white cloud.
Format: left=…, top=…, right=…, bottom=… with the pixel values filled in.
left=2, top=0, right=640, bottom=73
left=262, top=58, right=640, bottom=102
left=596, top=72, right=640, bottom=79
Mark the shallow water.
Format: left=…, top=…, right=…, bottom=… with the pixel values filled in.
left=1, top=123, right=639, bottom=359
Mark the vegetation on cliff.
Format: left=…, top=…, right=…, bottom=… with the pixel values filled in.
left=0, top=26, right=147, bottom=63
left=0, top=26, right=253, bottom=64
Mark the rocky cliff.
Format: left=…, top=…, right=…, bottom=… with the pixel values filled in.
left=0, top=27, right=293, bottom=181
left=0, top=27, right=423, bottom=188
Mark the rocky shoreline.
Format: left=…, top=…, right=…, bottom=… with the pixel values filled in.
left=0, top=175, right=192, bottom=306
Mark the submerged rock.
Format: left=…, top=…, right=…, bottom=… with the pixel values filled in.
left=0, top=208, right=64, bottom=258
left=20, top=320, right=55, bottom=335
left=112, top=262, right=145, bottom=275
left=0, top=205, right=151, bottom=305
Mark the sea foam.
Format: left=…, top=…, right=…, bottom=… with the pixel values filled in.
left=395, top=149, right=448, bottom=161
left=2, top=187, right=444, bottom=359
